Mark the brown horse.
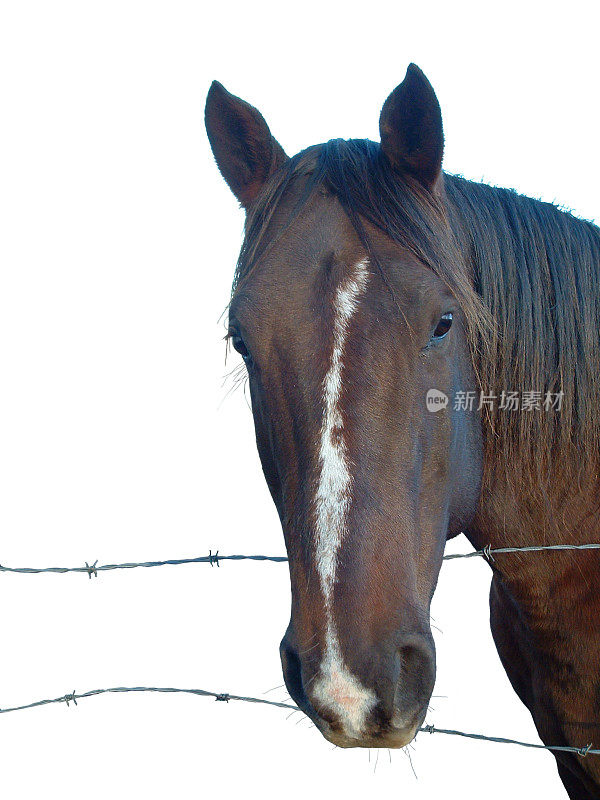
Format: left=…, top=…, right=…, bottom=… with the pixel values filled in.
left=205, top=65, right=600, bottom=799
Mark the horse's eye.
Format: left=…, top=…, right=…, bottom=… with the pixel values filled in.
left=432, top=312, right=453, bottom=340
left=232, top=334, right=252, bottom=365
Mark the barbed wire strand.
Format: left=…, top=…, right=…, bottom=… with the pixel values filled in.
left=0, top=684, right=596, bottom=758
left=443, top=543, right=600, bottom=561
left=1, top=543, right=600, bottom=577
left=0, top=552, right=287, bottom=577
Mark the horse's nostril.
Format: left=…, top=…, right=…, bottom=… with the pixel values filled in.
left=280, top=639, right=309, bottom=711
left=394, top=636, right=436, bottom=720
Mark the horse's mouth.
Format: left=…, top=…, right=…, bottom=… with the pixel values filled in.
left=323, top=726, right=420, bottom=750
left=305, top=700, right=428, bottom=749
left=315, top=714, right=424, bottom=749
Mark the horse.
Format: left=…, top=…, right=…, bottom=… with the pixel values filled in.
left=205, top=64, right=600, bottom=799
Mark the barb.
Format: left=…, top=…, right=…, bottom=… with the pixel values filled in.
left=1, top=543, right=599, bottom=577
left=0, top=684, right=597, bottom=758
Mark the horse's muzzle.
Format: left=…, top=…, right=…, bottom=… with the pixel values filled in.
left=280, top=630, right=435, bottom=748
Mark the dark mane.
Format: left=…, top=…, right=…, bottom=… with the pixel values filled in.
left=234, top=138, right=600, bottom=486
left=445, top=175, right=600, bottom=485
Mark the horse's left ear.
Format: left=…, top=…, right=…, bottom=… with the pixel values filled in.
left=205, top=81, right=288, bottom=208
left=379, top=64, right=444, bottom=192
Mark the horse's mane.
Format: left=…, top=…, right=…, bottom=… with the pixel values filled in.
left=236, top=139, right=600, bottom=486
left=444, top=175, right=600, bottom=485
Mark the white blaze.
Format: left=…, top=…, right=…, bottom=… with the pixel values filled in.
left=312, top=258, right=377, bottom=737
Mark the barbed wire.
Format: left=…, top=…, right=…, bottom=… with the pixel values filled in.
left=1, top=543, right=599, bottom=577
left=0, top=683, right=596, bottom=758
left=2, top=544, right=599, bottom=760
left=418, top=724, right=597, bottom=757
left=442, top=542, right=600, bottom=561
left=0, top=551, right=287, bottom=577
left=0, top=685, right=295, bottom=714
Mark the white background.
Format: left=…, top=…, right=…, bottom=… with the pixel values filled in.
left=0, top=2, right=598, bottom=798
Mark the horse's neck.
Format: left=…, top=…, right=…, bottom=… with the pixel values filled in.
left=467, top=468, right=600, bottom=621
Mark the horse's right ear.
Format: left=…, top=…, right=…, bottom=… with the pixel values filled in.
left=205, top=82, right=288, bottom=209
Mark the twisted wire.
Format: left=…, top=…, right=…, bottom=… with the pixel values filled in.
left=1, top=542, right=599, bottom=577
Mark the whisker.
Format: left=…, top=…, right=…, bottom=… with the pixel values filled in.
left=219, top=363, right=249, bottom=408
left=404, top=746, right=418, bottom=780
left=221, top=362, right=245, bottom=387
left=373, top=750, right=380, bottom=774
left=262, top=684, right=286, bottom=695
left=217, top=305, right=229, bottom=327
left=242, top=378, right=252, bottom=411
left=298, top=641, right=320, bottom=656
left=297, top=632, right=318, bottom=651
left=303, top=672, right=317, bottom=688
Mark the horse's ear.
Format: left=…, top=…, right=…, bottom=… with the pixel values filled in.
left=205, top=81, right=288, bottom=208
left=379, top=64, right=444, bottom=192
